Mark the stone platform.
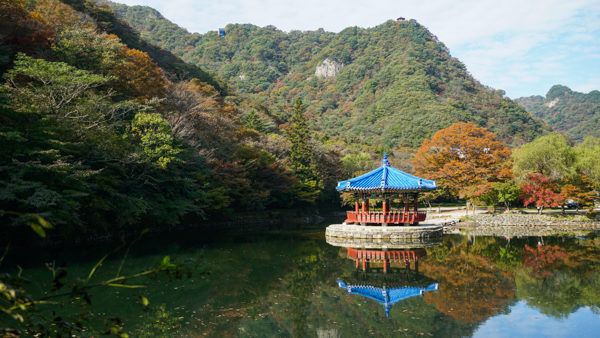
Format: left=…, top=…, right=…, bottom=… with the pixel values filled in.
left=325, top=223, right=443, bottom=248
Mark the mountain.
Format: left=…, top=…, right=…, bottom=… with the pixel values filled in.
left=107, top=2, right=547, bottom=149
left=515, top=85, right=600, bottom=142
left=2, top=0, right=333, bottom=237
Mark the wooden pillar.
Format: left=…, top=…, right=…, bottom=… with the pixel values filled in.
left=382, top=194, right=388, bottom=226
left=362, top=259, right=367, bottom=272
left=403, top=194, right=410, bottom=226
left=413, top=193, right=419, bottom=225
left=405, top=259, right=410, bottom=271
left=413, top=193, right=418, bottom=213
left=383, top=258, right=388, bottom=273
left=354, top=200, right=359, bottom=213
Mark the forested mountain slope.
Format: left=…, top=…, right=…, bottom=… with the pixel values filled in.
left=516, top=85, right=600, bottom=142
left=1, top=0, right=338, bottom=240
left=108, top=2, right=547, bottom=148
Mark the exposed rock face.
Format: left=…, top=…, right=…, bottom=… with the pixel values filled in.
left=315, top=58, right=344, bottom=78
left=545, top=98, right=559, bottom=108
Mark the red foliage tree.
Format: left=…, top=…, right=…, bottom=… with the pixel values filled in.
left=520, top=173, right=562, bottom=213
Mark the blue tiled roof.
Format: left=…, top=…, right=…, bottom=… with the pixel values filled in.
left=336, top=154, right=436, bottom=192
left=337, top=279, right=439, bottom=317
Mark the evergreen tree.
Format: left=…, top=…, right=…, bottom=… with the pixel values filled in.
left=287, top=98, right=320, bottom=203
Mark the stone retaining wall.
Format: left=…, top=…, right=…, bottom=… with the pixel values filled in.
left=325, top=224, right=443, bottom=245
left=468, top=214, right=600, bottom=227
left=454, top=214, right=600, bottom=237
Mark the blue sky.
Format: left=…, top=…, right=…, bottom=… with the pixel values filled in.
left=115, top=0, right=600, bottom=98
left=473, top=301, right=600, bottom=338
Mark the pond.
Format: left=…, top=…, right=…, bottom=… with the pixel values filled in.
left=2, top=228, right=600, bottom=337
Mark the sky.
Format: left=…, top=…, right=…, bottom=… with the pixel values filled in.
left=114, top=0, right=600, bottom=98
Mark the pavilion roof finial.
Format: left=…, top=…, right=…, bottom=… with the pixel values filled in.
left=382, top=153, right=391, bottom=167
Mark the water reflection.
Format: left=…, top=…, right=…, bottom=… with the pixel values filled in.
left=5, top=230, right=600, bottom=336
left=330, top=236, right=442, bottom=318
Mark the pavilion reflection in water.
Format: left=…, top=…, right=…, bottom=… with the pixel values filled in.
left=333, top=239, right=441, bottom=318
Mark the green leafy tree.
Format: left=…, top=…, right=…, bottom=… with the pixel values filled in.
left=512, top=133, right=576, bottom=182
left=575, top=136, right=600, bottom=190
left=340, top=152, right=373, bottom=177
left=3, top=53, right=119, bottom=131
left=129, top=112, right=182, bottom=169
left=494, top=181, right=521, bottom=211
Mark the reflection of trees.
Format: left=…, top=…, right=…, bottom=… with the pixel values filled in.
left=522, top=244, right=573, bottom=278
left=420, top=236, right=516, bottom=324
left=516, top=240, right=600, bottom=318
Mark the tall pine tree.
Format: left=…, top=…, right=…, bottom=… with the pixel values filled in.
left=287, top=98, right=321, bottom=203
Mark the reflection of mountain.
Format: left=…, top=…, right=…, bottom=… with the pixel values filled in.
left=337, top=279, right=438, bottom=317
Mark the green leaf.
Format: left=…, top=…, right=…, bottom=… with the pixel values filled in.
left=87, top=254, right=109, bottom=282
left=140, top=295, right=150, bottom=307
left=160, top=255, right=176, bottom=269
left=107, top=283, right=146, bottom=289
left=35, top=215, right=53, bottom=229
left=29, top=223, right=46, bottom=238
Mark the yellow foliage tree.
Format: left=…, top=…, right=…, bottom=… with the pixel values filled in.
left=113, top=48, right=168, bottom=99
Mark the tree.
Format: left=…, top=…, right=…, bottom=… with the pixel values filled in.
left=575, top=136, right=600, bottom=190
left=559, top=182, right=596, bottom=212
left=286, top=98, right=321, bottom=203
left=494, top=181, right=521, bottom=211
left=520, top=173, right=562, bottom=214
left=512, top=133, right=576, bottom=182
left=479, top=181, right=521, bottom=212
left=0, top=0, right=53, bottom=67
left=242, top=109, right=274, bottom=133
left=129, top=112, right=182, bottom=169
left=3, top=53, right=118, bottom=130
left=413, top=122, right=512, bottom=209
left=113, top=48, right=167, bottom=99
left=340, top=152, right=373, bottom=178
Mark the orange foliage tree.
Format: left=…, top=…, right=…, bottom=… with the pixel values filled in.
left=0, top=0, right=54, bottom=54
left=413, top=122, right=512, bottom=208
left=113, top=48, right=168, bottom=99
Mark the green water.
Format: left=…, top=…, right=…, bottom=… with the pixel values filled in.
left=3, top=229, right=600, bottom=337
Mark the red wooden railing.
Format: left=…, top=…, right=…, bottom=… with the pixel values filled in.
left=347, top=248, right=425, bottom=262
left=345, top=211, right=426, bottom=225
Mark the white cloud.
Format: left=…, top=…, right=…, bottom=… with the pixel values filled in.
left=114, top=0, right=600, bottom=97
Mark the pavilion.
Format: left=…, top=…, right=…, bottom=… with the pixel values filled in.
left=336, top=154, right=436, bottom=226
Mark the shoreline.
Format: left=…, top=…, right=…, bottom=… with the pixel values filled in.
left=448, top=213, right=600, bottom=237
